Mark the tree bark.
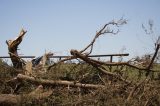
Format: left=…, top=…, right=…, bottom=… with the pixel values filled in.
left=16, top=74, right=105, bottom=89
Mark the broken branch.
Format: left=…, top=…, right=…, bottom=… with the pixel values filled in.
left=70, top=49, right=131, bottom=83
left=146, top=44, right=160, bottom=76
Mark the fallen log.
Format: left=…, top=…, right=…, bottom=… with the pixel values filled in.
left=0, top=85, right=53, bottom=105
left=16, top=74, right=105, bottom=89
left=0, top=94, right=20, bottom=105
left=146, top=44, right=160, bottom=76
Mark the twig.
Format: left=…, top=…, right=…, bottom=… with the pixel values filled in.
left=126, top=79, right=148, bottom=102
left=47, top=56, right=76, bottom=70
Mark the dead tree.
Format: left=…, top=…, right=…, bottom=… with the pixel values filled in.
left=6, top=29, right=27, bottom=69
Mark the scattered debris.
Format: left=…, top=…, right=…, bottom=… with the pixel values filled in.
left=1, top=19, right=160, bottom=105
left=0, top=85, right=53, bottom=105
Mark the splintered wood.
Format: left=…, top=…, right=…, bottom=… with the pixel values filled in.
left=25, top=61, right=32, bottom=75
left=6, top=29, right=27, bottom=69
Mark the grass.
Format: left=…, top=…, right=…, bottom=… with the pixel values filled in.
left=0, top=59, right=160, bottom=106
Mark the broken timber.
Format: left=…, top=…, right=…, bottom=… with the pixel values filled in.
left=16, top=74, right=105, bottom=89
left=6, top=29, right=27, bottom=69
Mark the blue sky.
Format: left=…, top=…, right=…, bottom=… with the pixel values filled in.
left=0, top=0, right=160, bottom=61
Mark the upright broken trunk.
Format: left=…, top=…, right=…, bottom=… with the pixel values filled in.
left=6, top=29, right=27, bottom=69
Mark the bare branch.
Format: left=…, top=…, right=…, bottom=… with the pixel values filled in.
left=47, top=56, right=76, bottom=70
left=47, top=19, right=127, bottom=70
left=80, top=18, right=127, bottom=55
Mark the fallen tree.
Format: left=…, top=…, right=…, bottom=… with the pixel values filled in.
left=48, top=18, right=128, bottom=70
left=0, top=85, right=53, bottom=105
left=48, top=18, right=159, bottom=78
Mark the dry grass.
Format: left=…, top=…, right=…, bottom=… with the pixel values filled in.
left=0, top=59, right=160, bottom=106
